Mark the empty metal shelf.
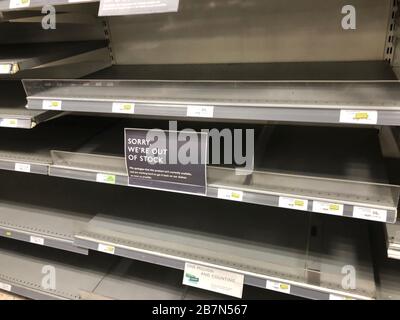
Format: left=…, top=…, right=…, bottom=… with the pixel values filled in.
left=0, top=238, right=118, bottom=299
left=0, top=115, right=118, bottom=174
left=0, top=41, right=106, bottom=77
left=72, top=184, right=376, bottom=300
left=0, top=170, right=378, bottom=300
left=0, top=172, right=102, bottom=254
left=47, top=120, right=400, bottom=223
left=23, top=79, right=400, bottom=125
left=0, top=81, right=59, bottom=129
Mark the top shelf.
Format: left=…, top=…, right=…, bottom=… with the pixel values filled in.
left=24, top=78, right=400, bottom=126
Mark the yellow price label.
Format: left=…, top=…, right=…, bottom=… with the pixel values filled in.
left=294, top=200, right=304, bottom=206
left=353, top=112, right=369, bottom=120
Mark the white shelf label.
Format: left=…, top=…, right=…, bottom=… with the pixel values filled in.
left=0, top=282, right=11, bottom=292
left=339, top=110, right=378, bottom=125
left=217, top=188, right=243, bottom=202
left=42, top=100, right=62, bottom=111
left=98, top=243, right=115, bottom=254
left=0, top=118, right=18, bottom=128
left=96, top=173, right=116, bottom=184
left=266, top=280, right=291, bottom=294
left=9, top=0, right=30, bottom=9
left=312, top=201, right=344, bottom=216
left=14, top=163, right=31, bottom=173
left=329, top=293, right=355, bottom=300
left=0, top=64, right=12, bottom=74
left=353, top=206, right=387, bottom=222
left=112, top=102, right=135, bottom=114
left=30, top=236, right=44, bottom=245
left=187, top=105, right=214, bottom=118
left=278, top=197, right=308, bottom=211
left=183, top=263, right=244, bottom=298
left=99, top=0, right=180, bottom=16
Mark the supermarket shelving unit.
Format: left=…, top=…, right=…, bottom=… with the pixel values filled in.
left=0, top=0, right=399, bottom=300
left=0, top=81, right=60, bottom=129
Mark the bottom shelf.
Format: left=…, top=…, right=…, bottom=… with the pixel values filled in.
left=0, top=238, right=293, bottom=300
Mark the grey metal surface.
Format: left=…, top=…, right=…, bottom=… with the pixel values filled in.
left=0, top=81, right=59, bottom=129
left=86, top=62, right=399, bottom=81
left=16, top=48, right=112, bottom=79
left=0, top=172, right=96, bottom=254
left=0, top=21, right=106, bottom=43
left=23, top=79, right=400, bottom=125
left=107, top=0, right=391, bottom=64
left=306, top=214, right=375, bottom=299
left=73, top=188, right=375, bottom=299
left=46, top=121, right=399, bottom=223
left=0, top=41, right=106, bottom=76
left=92, top=259, right=186, bottom=300
left=369, top=223, right=400, bottom=300
left=0, top=115, right=117, bottom=169
left=93, top=258, right=291, bottom=300
left=0, top=238, right=118, bottom=299
left=386, top=222, right=400, bottom=259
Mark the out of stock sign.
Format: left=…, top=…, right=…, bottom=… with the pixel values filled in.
left=124, top=128, right=207, bottom=195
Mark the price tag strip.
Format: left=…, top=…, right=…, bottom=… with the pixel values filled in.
left=329, top=293, right=355, bottom=300
left=14, top=163, right=31, bottom=173
left=187, top=105, right=214, bottom=118
left=0, top=119, right=18, bottom=128
left=30, top=236, right=44, bottom=245
left=217, top=188, right=243, bottom=202
left=42, top=100, right=62, bottom=110
left=353, top=206, right=387, bottom=222
left=0, top=282, right=12, bottom=292
left=339, top=110, right=378, bottom=125
left=266, top=280, right=291, bottom=294
left=0, top=64, right=12, bottom=74
left=112, top=102, right=135, bottom=114
left=98, top=243, right=116, bottom=254
left=96, top=173, right=116, bottom=184
left=312, top=201, right=344, bottom=216
left=9, top=0, right=30, bottom=9
left=183, top=263, right=244, bottom=298
left=278, top=197, right=308, bottom=211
